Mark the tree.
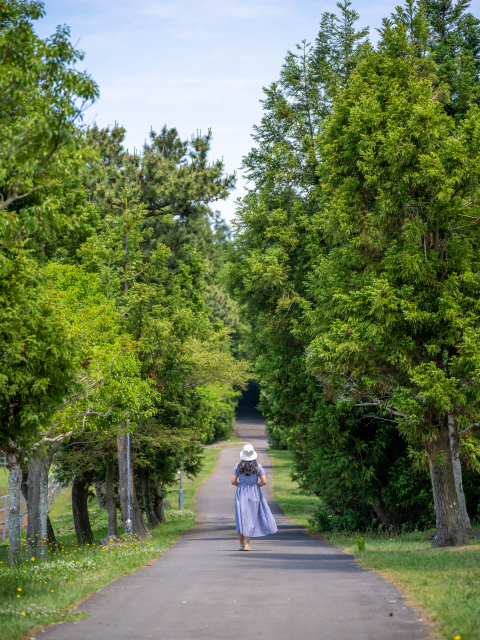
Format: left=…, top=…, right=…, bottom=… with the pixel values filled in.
left=224, top=1, right=385, bottom=525
left=0, top=255, right=80, bottom=452
left=307, top=2, right=480, bottom=546
left=0, top=0, right=100, bottom=562
left=2, top=2, right=248, bottom=558
left=23, top=263, right=159, bottom=555
left=0, top=253, right=80, bottom=562
left=243, top=1, right=369, bottom=194
left=80, top=168, right=250, bottom=535
left=420, top=0, right=480, bottom=122
left=0, top=0, right=99, bottom=256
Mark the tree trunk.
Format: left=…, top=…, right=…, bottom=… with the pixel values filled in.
left=21, top=468, right=29, bottom=507
left=105, top=453, right=118, bottom=537
left=371, top=494, right=393, bottom=527
left=26, top=447, right=59, bottom=558
left=117, top=433, right=151, bottom=539
left=6, top=451, right=22, bottom=564
left=47, top=516, right=58, bottom=545
left=141, top=469, right=159, bottom=529
left=448, top=413, right=473, bottom=534
left=154, top=480, right=166, bottom=525
left=430, top=419, right=470, bottom=547
left=95, top=482, right=107, bottom=509
left=72, top=471, right=94, bottom=545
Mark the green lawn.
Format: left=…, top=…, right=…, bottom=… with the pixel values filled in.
left=0, top=437, right=240, bottom=640
left=269, top=450, right=321, bottom=526
left=270, top=448, right=480, bottom=640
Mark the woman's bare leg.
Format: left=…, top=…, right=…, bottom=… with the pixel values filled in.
left=238, top=534, right=244, bottom=544
left=245, top=537, right=251, bottom=546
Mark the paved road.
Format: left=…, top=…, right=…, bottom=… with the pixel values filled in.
left=43, top=386, right=432, bottom=640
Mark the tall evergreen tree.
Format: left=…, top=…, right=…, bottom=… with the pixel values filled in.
left=225, top=3, right=413, bottom=527
left=421, top=0, right=480, bottom=122
left=307, top=1, right=480, bottom=546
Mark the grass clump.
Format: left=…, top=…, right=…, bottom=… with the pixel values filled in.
left=0, top=438, right=240, bottom=640
left=270, top=447, right=480, bottom=640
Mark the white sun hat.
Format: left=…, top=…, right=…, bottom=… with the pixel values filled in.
left=240, top=443, right=257, bottom=461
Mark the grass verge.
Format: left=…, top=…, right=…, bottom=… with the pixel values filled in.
left=0, top=437, right=240, bottom=640
left=270, top=448, right=480, bottom=640
left=269, top=449, right=321, bottom=526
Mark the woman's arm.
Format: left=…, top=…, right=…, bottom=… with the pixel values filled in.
left=258, top=475, right=267, bottom=487
left=231, top=474, right=239, bottom=486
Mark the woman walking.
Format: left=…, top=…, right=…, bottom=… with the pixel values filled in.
left=231, top=443, right=278, bottom=550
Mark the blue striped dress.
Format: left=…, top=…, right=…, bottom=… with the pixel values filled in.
left=233, top=462, right=278, bottom=537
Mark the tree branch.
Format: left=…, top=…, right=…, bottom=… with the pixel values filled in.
left=354, top=402, right=405, bottom=417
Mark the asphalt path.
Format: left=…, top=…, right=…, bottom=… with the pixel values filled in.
left=43, top=385, right=432, bottom=640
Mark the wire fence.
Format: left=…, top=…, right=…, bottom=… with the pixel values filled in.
left=0, top=474, right=66, bottom=542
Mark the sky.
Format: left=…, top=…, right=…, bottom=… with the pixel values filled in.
left=37, top=0, right=480, bottom=222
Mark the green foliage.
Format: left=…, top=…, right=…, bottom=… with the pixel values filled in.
left=0, top=0, right=250, bottom=580
left=200, top=384, right=241, bottom=443
left=291, top=407, right=429, bottom=523
left=421, top=0, right=480, bottom=122
left=0, top=1, right=102, bottom=452
left=226, top=0, right=480, bottom=533
left=41, top=182, right=100, bottom=264
left=44, top=263, right=159, bottom=436
left=225, top=2, right=401, bottom=525
left=139, top=126, right=235, bottom=218
left=310, top=507, right=371, bottom=533
left=243, top=0, right=369, bottom=192
left=79, top=181, right=170, bottom=299
left=307, top=4, right=480, bottom=459
left=0, top=253, right=80, bottom=450
left=0, top=0, right=99, bottom=255
left=269, top=449, right=322, bottom=527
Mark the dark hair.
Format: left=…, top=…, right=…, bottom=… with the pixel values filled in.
left=238, top=460, right=258, bottom=476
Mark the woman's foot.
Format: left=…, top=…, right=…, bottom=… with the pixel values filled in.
left=239, top=543, right=245, bottom=551
left=244, top=544, right=252, bottom=551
